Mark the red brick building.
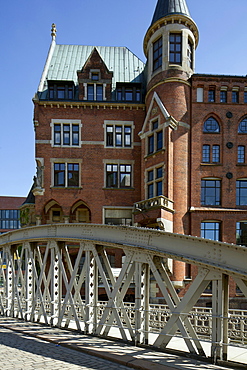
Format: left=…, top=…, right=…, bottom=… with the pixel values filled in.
left=23, top=0, right=247, bottom=305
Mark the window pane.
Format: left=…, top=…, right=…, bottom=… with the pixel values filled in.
left=156, top=180, right=162, bottom=196
left=72, top=125, right=79, bottom=145
left=202, top=145, right=210, bottom=162
left=148, top=170, right=154, bottom=182
left=212, top=145, right=220, bottom=163
left=54, top=163, right=65, bottom=186
left=63, top=125, right=70, bottom=145
left=148, top=135, right=154, bottom=154
left=87, top=85, right=94, bottom=100
left=57, top=86, right=65, bottom=99
left=236, top=221, right=247, bottom=246
left=96, top=85, right=103, bottom=101
left=68, top=163, right=79, bottom=187
left=153, top=37, right=162, bottom=71
left=54, top=124, right=61, bottom=145
left=238, top=119, right=247, bottom=133
left=238, top=146, right=245, bottom=163
left=201, top=222, right=220, bottom=241
left=148, top=183, right=154, bottom=198
left=106, top=126, right=114, bottom=146
left=115, top=126, right=122, bottom=146
left=106, top=165, right=118, bottom=187
left=124, top=126, right=131, bottom=147
left=157, top=131, right=163, bottom=150
left=237, top=180, right=247, bottom=205
left=201, top=179, right=221, bottom=205
left=203, top=117, right=220, bottom=133
left=156, top=167, right=162, bottom=179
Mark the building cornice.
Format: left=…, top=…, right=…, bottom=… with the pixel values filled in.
left=33, top=100, right=146, bottom=111
left=190, top=207, right=247, bottom=213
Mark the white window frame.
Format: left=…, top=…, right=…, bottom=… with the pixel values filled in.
left=103, top=159, right=134, bottom=189
left=103, top=120, right=134, bottom=149
left=50, top=119, right=82, bottom=147
left=50, top=158, right=82, bottom=188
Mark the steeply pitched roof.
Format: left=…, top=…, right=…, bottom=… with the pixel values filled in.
left=38, top=44, right=145, bottom=95
left=151, top=0, right=190, bottom=25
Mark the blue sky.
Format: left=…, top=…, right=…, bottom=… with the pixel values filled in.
left=1, top=0, right=247, bottom=197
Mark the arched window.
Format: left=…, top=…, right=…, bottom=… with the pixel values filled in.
left=238, top=118, right=247, bottom=133
left=203, top=117, right=220, bottom=133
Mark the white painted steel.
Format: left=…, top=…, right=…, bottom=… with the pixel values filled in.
left=0, top=224, right=246, bottom=367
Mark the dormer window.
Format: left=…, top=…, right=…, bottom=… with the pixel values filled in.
left=48, top=81, right=74, bottom=100
left=116, top=83, right=142, bottom=102
left=87, top=84, right=103, bottom=101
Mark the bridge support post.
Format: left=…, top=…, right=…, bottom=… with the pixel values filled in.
left=5, top=246, right=13, bottom=316
left=135, top=262, right=149, bottom=344
left=85, top=248, right=97, bottom=334
left=24, top=243, right=33, bottom=321
left=50, top=242, right=60, bottom=326
left=211, top=274, right=229, bottom=363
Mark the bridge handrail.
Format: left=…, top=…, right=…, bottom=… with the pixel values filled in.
left=0, top=223, right=247, bottom=279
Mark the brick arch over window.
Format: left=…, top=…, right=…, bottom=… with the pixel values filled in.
left=70, top=200, right=91, bottom=223
left=43, top=199, right=63, bottom=224
left=203, top=116, right=220, bottom=133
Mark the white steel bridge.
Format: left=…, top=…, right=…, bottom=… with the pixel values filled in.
left=0, top=224, right=246, bottom=367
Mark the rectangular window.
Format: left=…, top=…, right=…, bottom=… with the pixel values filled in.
left=0, top=210, right=20, bottom=229
left=48, top=83, right=74, bottom=100
left=169, top=33, right=182, bottom=64
left=52, top=122, right=80, bottom=147
left=201, top=222, right=220, bottom=241
left=147, top=166, right=163, bottom=198
left=91, top=72, right=99, bottom=81
left=197, top=88, right=204, bottom=102
left=244, top=91, right=247, bottom=103
left=232, top=91, right=239, bottom=103
left=148, top=135, right=154, bottom=154
left=54, top=124, right=61, bottom=145
left=63, top=125, right=70, bottom=145
left=202, top=145, right=210, bottom=163
left=87, top=84, right=94, bottom=100
left=106, top=124, right=132, bottom=148
left=220, top=91, right=227, bottom=103
left=67, top=163, right=79, bottom=187
left=212, top=145, right=220, bottom=163
left=120, top=165, right=131, bottom=187
left=236, top=180, right=247, bottom=205
left=208, top=88, right=215, bottom=102
left=106, top=164, right=132, bottom=188
left=54, top=163, right=65, bottom=186
left=236, top=221, right=247, bottom=246
left=54, top=163, right=79, bottom=187
left=116, top=84, right=142, bottom=102
left=238, top=146, right=245, bottom=164
left=96, top=85, right=103, bottom=101
left=157, top=131, right=163, bottom=151
left=153, top=37, right=162, bottom=71
left=201, top=179, right=221, bottom=206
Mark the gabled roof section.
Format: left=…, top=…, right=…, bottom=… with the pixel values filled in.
left=81, top=47, right=112, bottom=74
left=37, top=44, right=145, bottom=94
left=140, top=92, right=178, bottom=136
left=151, top=0, right=190, bottom=26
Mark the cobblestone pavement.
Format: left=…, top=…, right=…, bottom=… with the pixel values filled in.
left=0, top=326, right=131, bottom=370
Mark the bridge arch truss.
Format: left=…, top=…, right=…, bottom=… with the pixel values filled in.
left=0, top=224, right=247, bottom=366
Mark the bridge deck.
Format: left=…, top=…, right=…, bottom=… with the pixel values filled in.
left=1, top=317, right=244, bottom=370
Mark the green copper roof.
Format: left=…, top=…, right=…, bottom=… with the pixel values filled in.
left=151, top=0, right=190, bottom=25
left=38, top=44, right=145, bottom=96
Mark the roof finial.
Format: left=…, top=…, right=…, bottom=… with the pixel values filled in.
left=51, top=23, right=57, bottom=41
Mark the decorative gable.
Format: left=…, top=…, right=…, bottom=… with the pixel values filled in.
left=77, top=47, right=113, bottom=100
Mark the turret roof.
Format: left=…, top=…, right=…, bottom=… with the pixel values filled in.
left=151, top=0, right=190, bottom=25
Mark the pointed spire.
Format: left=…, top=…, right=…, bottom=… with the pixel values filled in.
left=51, top=23, right=57, bottom=41
left=151, top=0, right=190, bottom=26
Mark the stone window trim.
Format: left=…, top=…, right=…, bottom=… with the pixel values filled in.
left=145, top=163, right=165, bottom=200
left=50, top=119, right=82, bottom=148
left=89, top=69, right=101, bottom=81
left=50, top=158, right=82, bottom=188
left=103, top=159, right=134, bottom=189
left=103, top=120, right=135, bottom=149
left=83, top=82, right=106, bottom=101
